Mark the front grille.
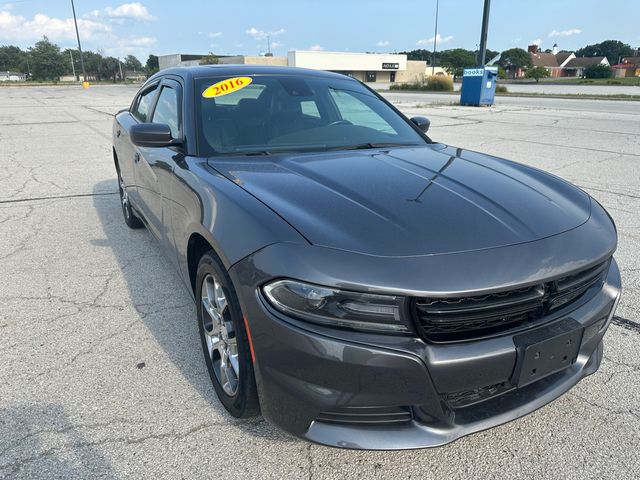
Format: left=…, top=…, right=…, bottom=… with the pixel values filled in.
left=316, top=406, right=412, bottom=425
left=414, top=260, right=610, bottom=343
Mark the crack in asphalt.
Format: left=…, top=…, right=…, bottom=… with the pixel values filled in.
left=0, top=422, right=224, bottom=476
left=306, top=443, right=314, bottom=480
left=611, top=315, right=640, bottom=334
left=0, top=120, right=80, bottom=127
left=0, top=191, right=118, bottom=205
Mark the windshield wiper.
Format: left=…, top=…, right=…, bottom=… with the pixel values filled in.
left=223, top=150, right=272, bottom=156
left=338, top=142, right=421, bottom=150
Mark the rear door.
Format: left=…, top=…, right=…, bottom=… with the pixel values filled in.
left=134, top=78, right=183, bottom=250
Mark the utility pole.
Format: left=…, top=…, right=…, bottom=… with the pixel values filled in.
left=70, top=0, right=87, bottom=82
left=431, top=0, right=439, bottom=75
left=267, top=35, right=271, bottom=55
left=478, top=0, right=491, bottom=66
left=69, top=50, right=77, bottom=80
left=118, top=58, right=124, bottom=81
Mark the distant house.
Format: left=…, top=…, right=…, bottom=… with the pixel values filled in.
left=563, top=56, right=609, bottom=77
left=124, top=70, right=147, bottom=82
left=526, top=44, right=609, bottom=78
left=611, top=56, right=640, bottom=78
left=527, top=44, right=575, bottom=78
left=0, top=71, right=27, bottom=82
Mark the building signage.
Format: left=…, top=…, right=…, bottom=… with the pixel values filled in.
left=382, top=63, right=399, bottom=70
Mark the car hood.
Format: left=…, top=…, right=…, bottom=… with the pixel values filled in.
left=209, top=145, right=591, bottom=257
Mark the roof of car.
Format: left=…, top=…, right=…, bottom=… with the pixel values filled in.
left=150, top=64, right=355, bottom=83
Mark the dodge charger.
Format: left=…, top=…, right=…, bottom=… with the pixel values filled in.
left=112, top=65, right=621, bottom=449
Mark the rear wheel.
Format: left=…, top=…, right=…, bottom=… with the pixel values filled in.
left=117, top=167, right=144, bottom=229
left=196, top=251, right=260, bottom=417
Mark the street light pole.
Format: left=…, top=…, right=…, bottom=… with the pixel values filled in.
left=69, top=50, right=76, bottom=80
left=478, top=0, right=491, bottom=66
left=70, top=0, right=87, bottom=82
left=431, top=0, right=439, bottom=76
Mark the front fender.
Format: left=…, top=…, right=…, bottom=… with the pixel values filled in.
left=170, top=157, right=307, bottom=291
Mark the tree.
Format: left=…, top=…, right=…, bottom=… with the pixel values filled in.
left=0, top=45, right=28, bottom=73
left=398, top=49, right=432, bottom=62
left=82, top=50, right=104, bottom=79
left=98, top=56, right=120, bottom=82
left=123, top=54, right=143, bottom=72
left=584, top=64, right=612, bottom=79
left=484, top=49, right=499, bottom=63
left=200, top=52, right=219, bottom=65
left=438, top=48, right=476, bottom=77
left=526, top=66, right=550, bottom=83
left=28, top=37, right=65, bottom=81
left=145, top=54, right=159, bottom=75
left=498, top=48, right=533, bottom=78
left=576, top=40, right=633, bottom=64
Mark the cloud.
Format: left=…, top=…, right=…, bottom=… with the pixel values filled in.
left=310, top=44, right=324, bottom=51
left=121, top=35, right=155, bottom=47
left=199, top=31, right=223, bottom=38
left=416, top=34, right=453, bottom=46
left=271, top=40, right=284, bottom=49
left=549, top=28, right=581, bottom=38
left=0, top=10, right=111, bottom=41
left=245, top=27, right=285, bottom=40
left=376, top=40, right=390, bottom=47
left=102, top=35, right=156, bottom=58
left=530, top=38, right=542, bottom=46
left=1, top=2, right=14, bottom=11
left=86, top=3, right=155, bottom=22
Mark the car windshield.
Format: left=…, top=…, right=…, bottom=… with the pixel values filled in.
left=195, top=74, right=427, bottom=155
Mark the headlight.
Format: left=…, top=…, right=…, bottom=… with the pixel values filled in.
left=262, top=279, right=410, bottom=333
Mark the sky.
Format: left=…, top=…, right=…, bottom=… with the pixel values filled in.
left=0, top=0, right=638, bottom=60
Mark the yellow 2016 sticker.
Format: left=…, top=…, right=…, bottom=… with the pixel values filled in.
left=202, top=77, right=253, bottom=98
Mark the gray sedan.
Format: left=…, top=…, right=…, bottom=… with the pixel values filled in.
left=112, top=65, right=620, bottom=449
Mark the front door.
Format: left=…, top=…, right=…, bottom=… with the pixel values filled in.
left=134, top=79, right=182, bottom=246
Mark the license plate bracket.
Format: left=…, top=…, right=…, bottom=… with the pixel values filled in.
left=513, top=319, right=583, bottom=388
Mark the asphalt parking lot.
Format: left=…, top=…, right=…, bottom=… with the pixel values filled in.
left=1, top=84, right=639, bottom=479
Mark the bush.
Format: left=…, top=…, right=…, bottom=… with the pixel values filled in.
left=391, top=75, right=454, bottom=92
left=495, top=85, right=508, bottom=93
left=425, top=75, right=454, bottom=91
left=584, top=64, right=612, bottom=79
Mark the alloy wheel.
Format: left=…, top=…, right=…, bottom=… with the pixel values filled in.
left=201, top=273, right=240, bottom=396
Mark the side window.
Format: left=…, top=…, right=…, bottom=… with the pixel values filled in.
left=151, top=86, right=180, bottom=138
left=329, top=89, right=394, bottom=134
left=132, top=86, right=158, bottom=122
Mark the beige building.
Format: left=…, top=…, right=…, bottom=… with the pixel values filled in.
left=158, top=50, right=430, bottom=85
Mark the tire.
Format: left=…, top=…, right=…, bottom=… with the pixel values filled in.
left=196, top=251, right=260, bottom=418
left=116, top=166, right=144, bottom=229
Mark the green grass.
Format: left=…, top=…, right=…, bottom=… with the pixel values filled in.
left=541, top=77, right=640, bottom=86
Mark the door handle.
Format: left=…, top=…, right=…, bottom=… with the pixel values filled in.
left=116, top=130, right=121, bottom=138
left=134, top=153, right=140, bottom=163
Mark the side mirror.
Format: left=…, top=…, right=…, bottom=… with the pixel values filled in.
left=410, top=116, right=430, bottom=133
left=130, top=123, right=179, bottom=148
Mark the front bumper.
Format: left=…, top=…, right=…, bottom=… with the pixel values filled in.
left=230, top=254, right=621, bottom=450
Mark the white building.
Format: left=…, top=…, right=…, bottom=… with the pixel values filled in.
left=158, top=50, right=431, bottom=85
left=0, top=71, right=27, bottom=82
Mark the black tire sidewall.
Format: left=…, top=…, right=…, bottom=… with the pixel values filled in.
left=196, top=251, right=259, bottom=417
left=117, top=168, right=144, bottom=229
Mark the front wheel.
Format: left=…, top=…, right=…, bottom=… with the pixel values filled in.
left=196, top=251, right=260, bottom=417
